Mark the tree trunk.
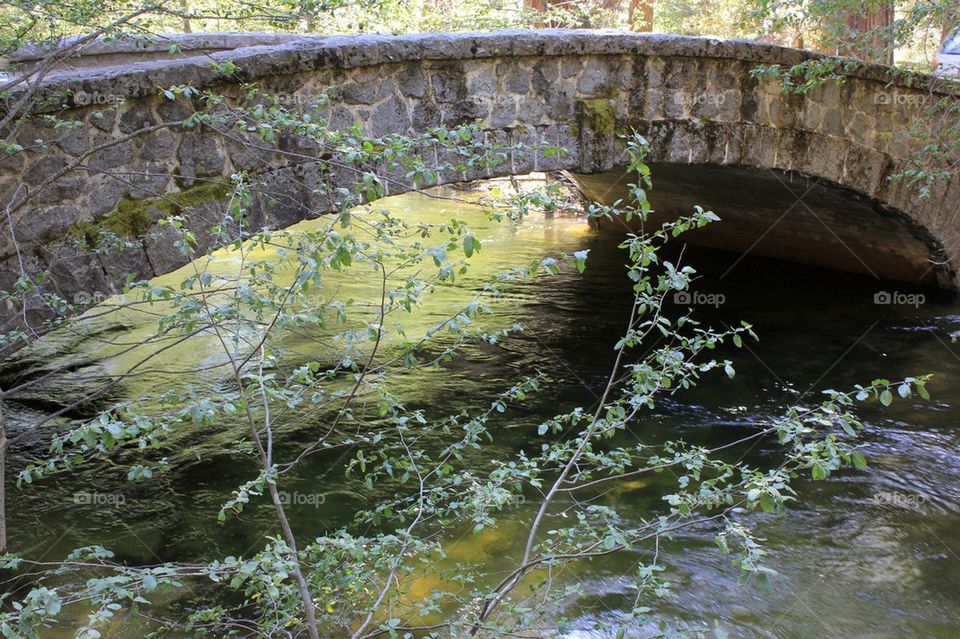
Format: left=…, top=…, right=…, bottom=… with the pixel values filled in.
left=180, top=0, right=192, bottom=33
left=841, top=1, right=894, bottom=64
left=629, top=0, right=653, bottom=32
left=0, top=391, right=7, bottom=554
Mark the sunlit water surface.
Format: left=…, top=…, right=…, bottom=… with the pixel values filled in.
left=5, top=185, right=960, bottom=638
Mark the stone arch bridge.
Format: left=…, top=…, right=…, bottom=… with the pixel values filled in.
left=1, top=30, right=958, bottom=337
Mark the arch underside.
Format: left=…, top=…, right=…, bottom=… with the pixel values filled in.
left=568, top=163, right=949, bottom=288
left=216, top=117, right=956, bottom=293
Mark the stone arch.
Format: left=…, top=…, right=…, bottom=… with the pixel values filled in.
left=569, top=118, right=956, bottom=286
left=1, top=30, right=957, bottom=338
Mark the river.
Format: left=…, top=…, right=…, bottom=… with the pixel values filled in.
left=4, top=180, right=959, bottom=637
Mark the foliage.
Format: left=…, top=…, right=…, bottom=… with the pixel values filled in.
left=655, top=0, right=755, bottom=38
left=748, top=0, right=960, bottom=193
left=0, top=1, right=945, bottom=637
left=0, top=0, right=622, bottom=48
left=0, top=124, right=931, bottom=636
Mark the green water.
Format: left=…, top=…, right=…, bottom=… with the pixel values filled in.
left=5, top=186, right=960, bottom=637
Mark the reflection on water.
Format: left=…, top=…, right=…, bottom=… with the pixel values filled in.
left=5, top=184, right=960, bottom=637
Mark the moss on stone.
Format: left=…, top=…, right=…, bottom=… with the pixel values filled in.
left=577, top=98, right=617, bottom=136
left=70, top=181, right=229, bottom=248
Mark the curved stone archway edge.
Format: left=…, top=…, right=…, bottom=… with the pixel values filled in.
left=4, top=32, right=309, bottom=77
left=1, top=29, right=958, bottom=342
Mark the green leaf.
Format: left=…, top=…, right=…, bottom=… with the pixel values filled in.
left=879, top=389, right=893, bottom=406
left=573, top=250, right=588, bottom=273
left=463, top=233, right=478, bottom=258
left=142, top=574, right=158, bottom=591
left=851, top=451, right=867, bottom=470
left=759, top=492, right=775, bottom=513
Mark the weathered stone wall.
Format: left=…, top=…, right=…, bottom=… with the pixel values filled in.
left=1, top=29, right=957, bottom=337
